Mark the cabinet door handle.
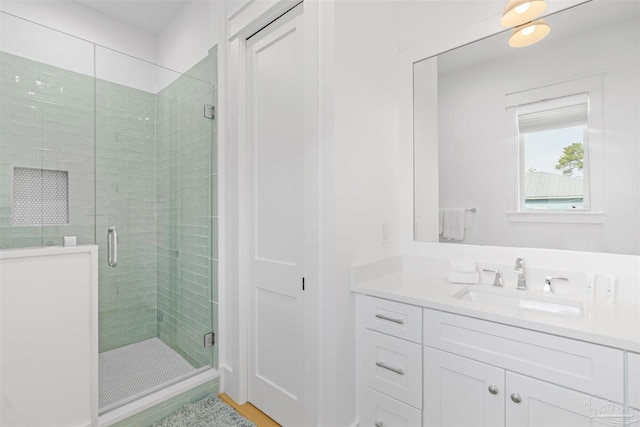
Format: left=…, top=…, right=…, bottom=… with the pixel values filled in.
left=375, top=422, right=385, bottom=427
left=488, top=385, right=498, bottom=395
left=511, top=393, right=522, bottom=403
left=375, top=314, right=404, bottom=325
left=375, top=361, right=405, bottom=375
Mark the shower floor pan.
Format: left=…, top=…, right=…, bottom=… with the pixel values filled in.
left=99, top=337, right=199, bottom=413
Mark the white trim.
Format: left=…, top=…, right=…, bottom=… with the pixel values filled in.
left=505, top=75, right=602, bottom=109
left=227, top=0, right=300, bottom=41
left=302, top=2, right=321, bottom=424
left=506, top=211, right=604, bottom=224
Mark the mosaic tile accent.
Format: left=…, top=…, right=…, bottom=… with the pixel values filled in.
left=99, top=338, right=197, bottom=411
left=13, top=167, right=68, bottom=225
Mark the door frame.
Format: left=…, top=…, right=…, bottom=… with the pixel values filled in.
left=222, top=1, right=321, bottom=424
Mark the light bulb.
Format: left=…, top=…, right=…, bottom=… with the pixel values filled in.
left=514, top=2, right=531, bottom=14
left=521, top=25, right=536, bottom=36
left=501, top=0, right=547, bottom=27
left=509, top=19, right=550, bottom=47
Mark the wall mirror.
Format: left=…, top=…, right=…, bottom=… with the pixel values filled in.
left=413, top=0, right=639, bottom=255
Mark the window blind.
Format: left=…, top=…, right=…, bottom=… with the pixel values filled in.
left=518, top=102, right=588, bottom=134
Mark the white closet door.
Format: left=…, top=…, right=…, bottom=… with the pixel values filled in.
left=246, top=4, right=305, bottom=426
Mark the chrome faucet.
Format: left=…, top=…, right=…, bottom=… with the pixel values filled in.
left=515, top=258, right=527, bottom=290
left=543, top=276, right=568, bottom=294
left=483, top=269, right=503, bottom=287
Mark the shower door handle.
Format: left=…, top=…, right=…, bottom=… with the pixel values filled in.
left=108, top=226, right=118, bottom=268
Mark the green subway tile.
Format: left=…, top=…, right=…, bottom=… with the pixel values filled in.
left=2, top=49, right=218, bottom=369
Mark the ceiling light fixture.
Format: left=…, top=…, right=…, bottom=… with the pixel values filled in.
left=501, top=0, right=547, bottom=27
left=508, top=19, right=551, bottom=48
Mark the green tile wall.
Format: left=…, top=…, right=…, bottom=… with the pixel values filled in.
left=156, top=48, right=218, bottom=369
left=0, top=51, right=95, bottom=249
left=0, top=48, right=218, bottom=367
left=109, top=379, right=219, bottom=427
left=96, top=79, right=158, bottom=352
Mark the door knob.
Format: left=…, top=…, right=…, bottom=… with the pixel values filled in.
left=511, top=393, right=522, bottom=403
left=488, top=385, right=499, bottom=395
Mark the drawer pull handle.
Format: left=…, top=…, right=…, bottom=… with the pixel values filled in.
left=376, top=361, right=405, bottom=375
left=488, top=385, right=498, bottom=395
left=375, top=314, right=404, bottom=325
left=511, top=393, right=522, bottom=403
left=375, top=423, right=385, bottom=427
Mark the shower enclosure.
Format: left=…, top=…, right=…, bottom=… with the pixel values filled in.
left=0, top=11, right=218, bottom=414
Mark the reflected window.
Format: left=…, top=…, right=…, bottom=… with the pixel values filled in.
left=517, top=94, right=589, bottom=210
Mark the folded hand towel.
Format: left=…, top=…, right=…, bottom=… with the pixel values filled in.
left=442, top=208, right=465, bottom=241
left=448, top=271, right=480, bottom=284
left=448, top=257, right=477, bottom=273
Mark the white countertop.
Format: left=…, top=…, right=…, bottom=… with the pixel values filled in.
left=352, top=269, right=640, bottom=353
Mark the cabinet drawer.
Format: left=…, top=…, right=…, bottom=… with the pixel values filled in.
left=360, top=386, right=421, bottom=427
left=629, top=352, right=640, bottom=410
left=363, top=329, right=422, bottom=408
left=423, top=309, right=624, bottom=402
left=363, top=296, right=422, bottom=343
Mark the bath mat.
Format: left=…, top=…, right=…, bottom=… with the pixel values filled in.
left=152, top=395, right=256, bottom=427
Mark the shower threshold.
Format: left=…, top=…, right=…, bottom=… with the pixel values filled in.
left=99, top=337, right=206, bottom=414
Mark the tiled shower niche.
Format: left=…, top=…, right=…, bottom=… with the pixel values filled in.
left=13, top=167, right=69, bottom=225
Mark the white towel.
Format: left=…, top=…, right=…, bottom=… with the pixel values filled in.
left=442, top=208, right=466, bottom=241
left=448, top=257, right=477, bottom=273
left=448, top=271, right=480, bottom=284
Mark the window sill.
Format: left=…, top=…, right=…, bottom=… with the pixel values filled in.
left=506, top=211, right=604, bottom=224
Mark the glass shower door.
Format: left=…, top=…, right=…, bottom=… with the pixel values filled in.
left=95, top=45, right=216, bottom=411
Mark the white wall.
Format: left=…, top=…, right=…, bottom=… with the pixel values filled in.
left=0, top=1, right=159, bottom=91
left=0, top=0, right=220, bottom=93
left=156, top=0, right=222, bottom=84
left=331, top=1, right=401, bottom=424
left=0, top=0, right=157, bottom=62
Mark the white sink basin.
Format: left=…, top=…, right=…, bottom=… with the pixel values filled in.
left=452, top=287, right=583, bottom=319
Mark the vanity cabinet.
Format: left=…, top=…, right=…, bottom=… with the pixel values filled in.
left=356, top=295, right=630, bottom=427
left=423, top=347, right=614, bottom=427
left=423, top=308, right=625, bottom=427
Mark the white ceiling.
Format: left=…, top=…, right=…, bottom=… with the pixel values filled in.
left=74, top=0, right=188, bottom=34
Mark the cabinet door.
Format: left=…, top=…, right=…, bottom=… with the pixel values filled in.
left=506, top=372, right=614, bottom=426
left=629, top=352, right=640, bottom=411
left=423, top=347, right=504, bottom=427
